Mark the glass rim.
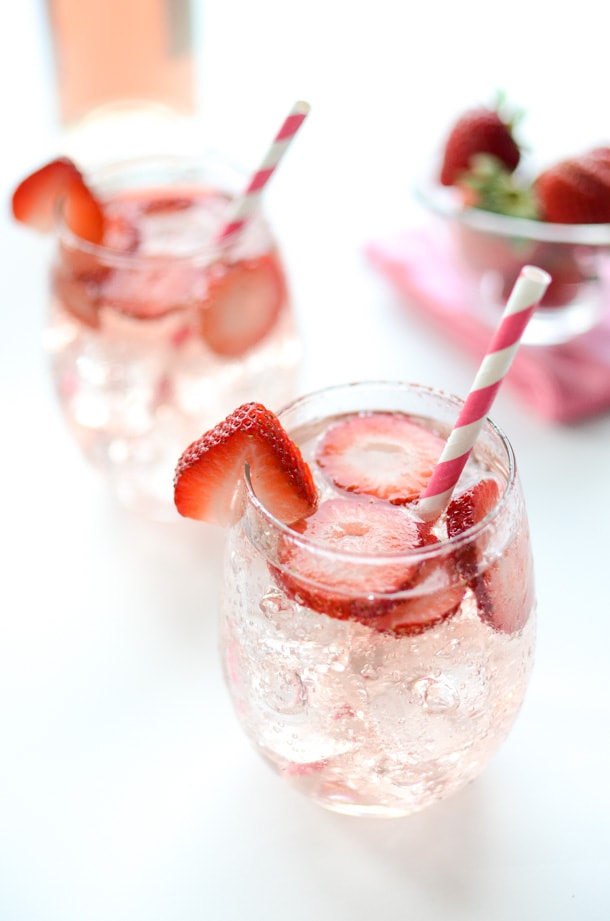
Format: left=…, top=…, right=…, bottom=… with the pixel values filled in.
left=415, top=176, right=610, bottom=246
left=243, top=379, right=517, bottom=565
left=54, top=150, right=267, bottom=267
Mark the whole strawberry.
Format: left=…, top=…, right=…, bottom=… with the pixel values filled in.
left=440, top=105, right=521, bottom=187
left=534, top=148, right=610, bottom=223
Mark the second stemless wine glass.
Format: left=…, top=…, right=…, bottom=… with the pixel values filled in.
left=46, top=152, right=302, bottom=518
left=219, top=381, right=536, bottom=818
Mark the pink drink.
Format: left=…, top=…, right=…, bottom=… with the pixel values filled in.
left=46, top=154, right=301, bottom=517
left=219, top=382, right=535, bottom=817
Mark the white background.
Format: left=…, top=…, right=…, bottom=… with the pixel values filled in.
left=1, top=2, right=610, bottom=919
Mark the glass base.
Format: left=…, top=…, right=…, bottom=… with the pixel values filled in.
left=308, top=790, right=445, bottom=819
left=270, top=758, right=486, bottom=819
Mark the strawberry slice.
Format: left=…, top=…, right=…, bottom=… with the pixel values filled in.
left=446, top=477, right=501, bottom=578
left=11, top=157, right=104, bottom=244
left=276, top=497, right=461, bottom=634
left=51, top=268, right=102, bottom=329
left=199, top=253, right=286, bottom=358
left=316, top=412, right=445, bottom=504
left=140, top=195, right=202, bottom=215
left=102, top=211, right=141, bottom=253
left=53, top=193, right=140, bottom=318
left=276, top=497, right=422, bottom=616
left=474, top=523, right=535, bottom=635
left=98, top=261, right=204, bottom=320
left=174, top=402, right=317, bottom=526
left=363, top=577, right=464, bottom=635
left=54, top=210, right=141, bottom=328
left=446, top=478, right=533, bottom=634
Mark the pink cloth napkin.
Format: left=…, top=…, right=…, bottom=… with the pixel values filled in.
left=366, top=226, right=610, bottom=423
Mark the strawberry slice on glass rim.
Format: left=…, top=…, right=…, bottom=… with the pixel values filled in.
left=199, top=252, right=286, bottom=358
left=13, top=157, right=108, bottom=328
left=173, top=402, right=317, bottom=527
left=11, top=157, right=104, bottom=244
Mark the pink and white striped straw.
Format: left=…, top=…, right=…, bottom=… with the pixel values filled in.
left=216, top=100, right=311, bottom=243
left=417, top=265, right=551, bottom=521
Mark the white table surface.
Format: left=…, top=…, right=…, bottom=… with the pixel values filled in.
left=2, top=3, right=610, bottom=919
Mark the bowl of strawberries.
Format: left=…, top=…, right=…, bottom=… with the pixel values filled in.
left=417, top=99, right=610, bottom=345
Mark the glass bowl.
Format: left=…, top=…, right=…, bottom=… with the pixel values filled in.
left=416, top=178, right=610, bottom=346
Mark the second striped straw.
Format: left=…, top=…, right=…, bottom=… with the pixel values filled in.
left=418, top=265, right=551, bottom=521
left=216, top=100, right=311, bottom=244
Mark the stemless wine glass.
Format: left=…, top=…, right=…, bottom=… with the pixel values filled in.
left=219, top=381, right=535, bottom=818
left=46, top=152, right=302, bottom=518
